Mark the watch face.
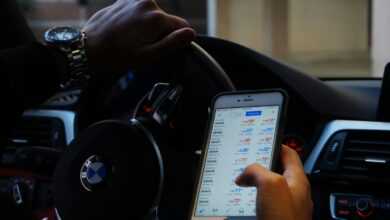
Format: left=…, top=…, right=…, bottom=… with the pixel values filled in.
left=45, top=27, right=81, bottom=44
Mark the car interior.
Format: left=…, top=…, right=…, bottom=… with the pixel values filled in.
left=2, top=0, right=390, bottom=220
left=2, top=35, right=389, bottom=219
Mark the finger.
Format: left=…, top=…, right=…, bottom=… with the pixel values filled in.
left=165, top=14, right=192, bottom=30
left=143, top=27, right=195, bottom=54
left=281, top=146, right=313, bottom=219
left=280, top=145, right=308, bottom=187
left=84, top=1, right=125, bottom=28
left=87, top=7, right=109, bottom=22
left=129, top=0, right=161, bottom=13
left=84, top=3, right=115, bottom=25
left=149, top=12, right=193, bottom=39
left=235, top=164, right=278, bottom=187
left=281, top=145, right=304, bottom=172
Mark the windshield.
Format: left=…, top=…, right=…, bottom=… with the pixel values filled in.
left=21, top=0, right=389, bottom=78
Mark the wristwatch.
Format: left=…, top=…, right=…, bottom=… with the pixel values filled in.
left=44, top=27, right=90, bottom=88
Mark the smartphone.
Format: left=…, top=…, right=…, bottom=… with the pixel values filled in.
left=190, top=90, right=288, bottom=220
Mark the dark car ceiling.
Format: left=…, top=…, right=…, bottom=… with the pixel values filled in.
left=195, top=36, right=379, bottom=121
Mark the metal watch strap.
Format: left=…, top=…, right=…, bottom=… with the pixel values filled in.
left=60, top=32, right=90, bottom=89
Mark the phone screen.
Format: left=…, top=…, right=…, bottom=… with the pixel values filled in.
left=194, top=106, right=280, bottom=217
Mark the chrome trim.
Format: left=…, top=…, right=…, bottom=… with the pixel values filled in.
left=365, top=158, right=387, bottom=164
left=55, top=207, right=62, bottom=220
left=304, top=120, right=390, bottom=173
left=23, top=110, right=76, bottom=145
left=11, top=139, right=28, bottom=144
left=12, top=184, right=23, bottom=205
left=330, top=194, right=338, bottom=220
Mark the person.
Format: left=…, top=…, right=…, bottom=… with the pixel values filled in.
left=237, top=145, right=313, bottom=220
left=0, top=0, right=312, bottom=219
left=1, top=0, right=195, bottom=138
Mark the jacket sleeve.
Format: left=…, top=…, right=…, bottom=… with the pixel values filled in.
left=0, top=0, right=36, bottom=50
left=0, top=42, right=67, bottom=133
left=0, top=0, right=69, bottom=145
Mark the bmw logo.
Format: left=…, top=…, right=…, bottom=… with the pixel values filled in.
left=80, top=155, right=109, bottom=192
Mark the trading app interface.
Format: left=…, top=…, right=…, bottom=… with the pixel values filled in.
left=195, top=106, right=280, bottom=217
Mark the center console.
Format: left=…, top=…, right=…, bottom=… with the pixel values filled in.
left=305, top=120, right=390, bottom=220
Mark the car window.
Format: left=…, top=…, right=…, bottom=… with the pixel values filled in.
left=21, top=0, right=390, bottom=78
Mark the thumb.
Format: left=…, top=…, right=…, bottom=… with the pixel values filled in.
left=235, top=164, right=276, bottom=187
left=144, top=27, right=196, bottom=55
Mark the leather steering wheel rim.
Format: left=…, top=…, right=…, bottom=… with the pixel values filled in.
left=56, top=39, right=236, bottom=220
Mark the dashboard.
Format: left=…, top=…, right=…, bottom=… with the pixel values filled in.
left=2, top=79, right=387, bottom=220
left=1, top=35, right=389, bottom=220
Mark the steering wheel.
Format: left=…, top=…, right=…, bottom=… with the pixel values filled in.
left=53, top=39, right=236, bottom=220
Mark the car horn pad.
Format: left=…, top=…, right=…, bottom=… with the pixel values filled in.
left=53, top=120, right=161, bottom=219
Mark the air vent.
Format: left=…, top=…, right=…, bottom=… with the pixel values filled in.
left=338, top=131, right=390, bottom=178
left=8, top=116, right=66, bottom=149
left=45, top=90, right=81, bottom=107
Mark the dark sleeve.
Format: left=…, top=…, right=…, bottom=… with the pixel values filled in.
left=1, top=43, right=67, bottom=132
left=2, top=42, right=67, bottom=106
left=0, top=0, right=67, bottom=139
left=0, top=0, right=36, bottom=50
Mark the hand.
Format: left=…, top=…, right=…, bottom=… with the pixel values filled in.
left=82, top=0, right=196, bottom=74
left=236, top=145, right=313, bottom=220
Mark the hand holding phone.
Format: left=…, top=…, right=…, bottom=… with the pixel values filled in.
left=190, top=90, right=287, bottom=220
left=236, top=146, right=313, bottom=220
